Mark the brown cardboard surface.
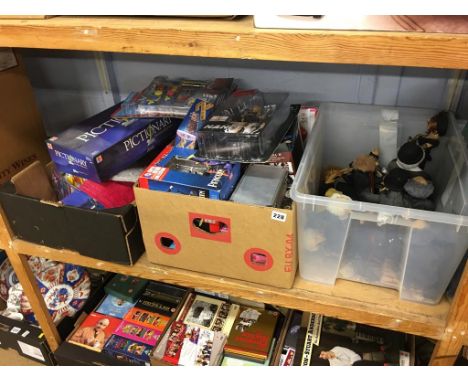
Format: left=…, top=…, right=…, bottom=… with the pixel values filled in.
left=134, top=186, right=297, bottom=288
left=11, top=161, right=57, bottom=202
left=0, top=52, right=49, bottom=185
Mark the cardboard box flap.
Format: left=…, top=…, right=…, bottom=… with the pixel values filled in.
left=11, top=161, right=57, bottom=202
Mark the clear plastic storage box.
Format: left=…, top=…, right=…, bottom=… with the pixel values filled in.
left=290, top=103, right=468, bottom=304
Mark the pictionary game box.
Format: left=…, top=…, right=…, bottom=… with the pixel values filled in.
left=46, top=104, right=180, bottom=182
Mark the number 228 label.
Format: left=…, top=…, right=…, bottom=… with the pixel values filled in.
left=271, top=211, right=287, bottom=222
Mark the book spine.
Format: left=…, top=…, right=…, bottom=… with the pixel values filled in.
left=300, top=313, right=323, bottom=366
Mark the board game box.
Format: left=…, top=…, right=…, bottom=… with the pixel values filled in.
left=68, top=312, right=121, bottom=352
left=103, top=334, right=152, bottom=366
left=138, top=144, right=241, bottom=200
left=104, top=274, right=148, bottom=303
left=46, top=104, right=180, bottom=182
left=134, top=282, right=186, bottom=317
left=141, top=280, right=188, bottom=305
left=124, top=306, right=170, bottom=332
left=95, top=294, right=135, bottom=319
left=114, top=320, right=161, bottom=346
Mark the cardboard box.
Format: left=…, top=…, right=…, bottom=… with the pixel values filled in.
left=134, top=186, right=297, bottom=288
left=0, top=51, right=50, bottom=185
left=0, top=161, right=145, bottom=265
left=46, top=104, right=179, bottom=182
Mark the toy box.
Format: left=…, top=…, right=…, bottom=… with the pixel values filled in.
left=138, top=145, right=241, bottom=200
left=113, top=77, right=234, bottom=119
left=196, top=91, right=299, bottom=162
left=46, top=104, right=180, bottom=182
left=290, top=103, right=468, bottom=304
left=134, top=185, right=297, bottom=288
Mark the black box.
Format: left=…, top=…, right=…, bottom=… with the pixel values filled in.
left=0, top=314, right=56, bottom=365
left=0, top=161, right=145, bottom=265
left=54, top=340, right=137, bottom=366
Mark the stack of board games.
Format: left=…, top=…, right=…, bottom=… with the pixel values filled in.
left=278, top=311, right=413, bottom=366
left=67, top=278, right=188, bottom=366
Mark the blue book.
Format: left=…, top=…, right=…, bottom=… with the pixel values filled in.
left=46, top=104, right=180, bottom=182
left=95, top=295, right=136, bottom=319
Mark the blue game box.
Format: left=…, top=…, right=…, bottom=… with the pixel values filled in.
left=46, top=104, right=180, bottom=182
left=103, top=335, right=152, bottom=366
left=138, top=145, right=241, bottom=200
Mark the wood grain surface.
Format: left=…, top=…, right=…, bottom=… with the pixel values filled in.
left=11, top=239, right=450, bottom=340
left=0, top=16, right=466, bottom=69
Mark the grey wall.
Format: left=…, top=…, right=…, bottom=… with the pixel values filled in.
left=457, top=72, right=468, bottom=119
left=20, top=49, right=461, bottom=136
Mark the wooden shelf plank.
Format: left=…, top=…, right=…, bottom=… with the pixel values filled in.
left=12, top=239, right=449, bottom=340
left=0, top=16, right=467, bottom=69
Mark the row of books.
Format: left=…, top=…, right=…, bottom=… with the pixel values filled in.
left=152, top=293, right=281, bottom=366
left=65, top=274, right=413, bottom=366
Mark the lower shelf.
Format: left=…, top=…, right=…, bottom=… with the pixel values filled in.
left=11, top=239, right=450, bottom=340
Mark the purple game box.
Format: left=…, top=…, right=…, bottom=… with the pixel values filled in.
left=46, top=104, right=180, bottom=182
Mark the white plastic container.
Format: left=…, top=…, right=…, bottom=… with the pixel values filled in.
left=290, top=103, right=468, bottom=304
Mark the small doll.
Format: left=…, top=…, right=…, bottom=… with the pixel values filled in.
left=410, top=111, right=449, bottom=167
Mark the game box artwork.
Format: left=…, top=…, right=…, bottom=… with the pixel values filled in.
left=68, top=312, right=121, bottom=352
left=114, top=320, right=161, bottom=346
left=103, top=334, right=152, bottom=366
left=46, top=104, right=180, bottom=182
left=138, top=144, right=241, bottom=200
left=95, top=295, right=135, bottom=319
left=124, top=306, right=170, bottom=332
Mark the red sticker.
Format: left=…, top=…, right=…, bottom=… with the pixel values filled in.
left=244, top=248, right=273, bottom=272
left=154, top=232, right=181, bottom=255
left=188, top=212, right=231, bottom=243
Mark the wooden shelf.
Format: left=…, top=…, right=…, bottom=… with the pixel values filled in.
left=12, top=239, right=449, bottom=340
left=0, top=16, right=468, bottom=69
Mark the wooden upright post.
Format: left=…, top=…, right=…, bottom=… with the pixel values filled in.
left=430, top=261, right=468, bottom=365
left=0, top=208, right=61, bottom=351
